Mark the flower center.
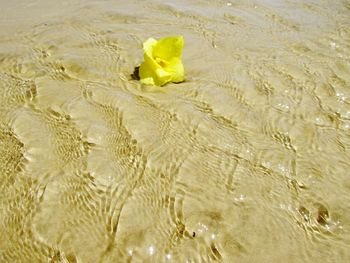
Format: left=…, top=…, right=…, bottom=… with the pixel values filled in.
left=155, top=57, right=168, bottom=67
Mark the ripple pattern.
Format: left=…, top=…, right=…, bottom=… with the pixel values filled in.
left=0, top=0, right=350, bottom=262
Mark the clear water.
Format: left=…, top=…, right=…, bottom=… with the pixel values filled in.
left=0, top=0, right=350, bottom=262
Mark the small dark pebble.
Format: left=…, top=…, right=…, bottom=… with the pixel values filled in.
left=317, top=204, right=329, bottom=226
left=210, top=243, right=222, bottom=260
left=192, top=232, right=196, bottom=237
left=131, top=66, right=140, bottom=80
left=298, top=206, right=310, bottom=222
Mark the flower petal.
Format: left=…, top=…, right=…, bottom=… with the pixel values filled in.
left=153, top=36, right=184, bottom=61
left=163, top=57, right=184, bottom=83
left=140, top=50, right=172, bottom=86
left=143, top=38, right=157, bottom=56
left=139, top=36, right=185, bottom=86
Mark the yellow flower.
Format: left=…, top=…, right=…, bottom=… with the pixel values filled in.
left=139, top=36, right=185, bottom=86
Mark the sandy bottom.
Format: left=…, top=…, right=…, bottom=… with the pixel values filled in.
left=0, top=0, right=350, bottom=262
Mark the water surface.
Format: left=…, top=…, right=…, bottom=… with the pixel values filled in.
left=1, top=0, right=350, bottom=262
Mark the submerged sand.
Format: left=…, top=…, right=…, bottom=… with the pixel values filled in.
left=0, top=0, right=350, bottom=262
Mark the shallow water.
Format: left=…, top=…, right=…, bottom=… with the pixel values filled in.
left=1, top=0, right=350, bottom=262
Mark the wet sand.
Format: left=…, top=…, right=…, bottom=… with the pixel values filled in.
left=1, top=0, right=350, bottom=262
